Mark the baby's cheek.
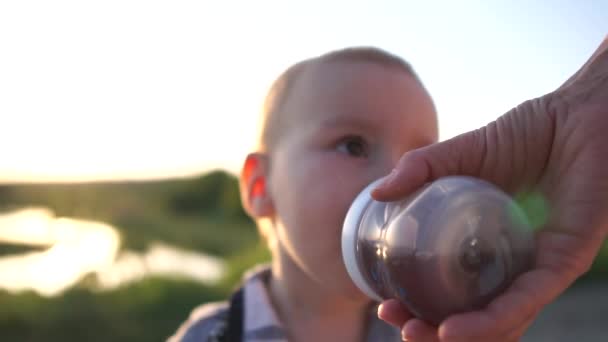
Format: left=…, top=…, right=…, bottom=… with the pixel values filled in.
left=303, top=184, right=349, bottom=228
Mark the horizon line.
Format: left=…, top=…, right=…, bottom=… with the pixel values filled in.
left=0, top=168, right=240, bottom=185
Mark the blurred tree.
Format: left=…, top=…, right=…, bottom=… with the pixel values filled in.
left=169, top=170, right=249, bottom=220
left=0, top=185, right=15, bottom=208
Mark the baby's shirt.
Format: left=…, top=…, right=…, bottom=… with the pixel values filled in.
left=168, top=264, right=401, bottom=341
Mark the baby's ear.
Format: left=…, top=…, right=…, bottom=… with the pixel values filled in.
left=239, top=152, right=274, bottom=218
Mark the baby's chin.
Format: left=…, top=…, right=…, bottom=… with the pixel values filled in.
left=344, top=283, right=373, bottom=303
left=308, top=252, right=372, bottom=302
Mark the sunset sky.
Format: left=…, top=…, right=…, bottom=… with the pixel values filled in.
left=1, top=1, right=606, bottom=182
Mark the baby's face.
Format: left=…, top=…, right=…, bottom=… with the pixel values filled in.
left=267, top=60, right=438, bottom=299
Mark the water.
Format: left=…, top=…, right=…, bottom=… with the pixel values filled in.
left=0, top=207, right=225, bottom=297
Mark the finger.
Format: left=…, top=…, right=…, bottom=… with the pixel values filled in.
left=373, top=92, right=561, bottom=203
left=502, top=310, right=539, bottom=342
left=471, top=304, right=540, bottom=342
left=438, top=266, right=566, bottom=341
left=401, top=319, right=439, bottom=342
left=377, top=299, right=415, bottom=327
left=371, top=128, right=488, bottom=201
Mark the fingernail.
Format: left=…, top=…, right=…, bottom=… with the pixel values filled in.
left=401, top=328, right=409, bottom=342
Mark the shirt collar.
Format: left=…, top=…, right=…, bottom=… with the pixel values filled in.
left=241, top=264, right=400, bottom=342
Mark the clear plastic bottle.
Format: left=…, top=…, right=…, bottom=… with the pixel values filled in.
left=342, top=176, right=534, bottom=325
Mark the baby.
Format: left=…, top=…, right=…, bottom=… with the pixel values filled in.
left=170, top=46, right=438, bottom=342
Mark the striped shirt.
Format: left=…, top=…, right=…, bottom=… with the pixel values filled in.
left=168, top=265, right=401, bottom=341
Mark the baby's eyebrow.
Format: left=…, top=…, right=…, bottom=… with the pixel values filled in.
left=318, top=114, right=376, bottom=131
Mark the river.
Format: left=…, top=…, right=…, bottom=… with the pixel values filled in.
left=0, top=207, right=225, bottom=297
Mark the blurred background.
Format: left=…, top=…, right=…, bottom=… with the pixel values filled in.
left=0, top=1, right=607, bottom=341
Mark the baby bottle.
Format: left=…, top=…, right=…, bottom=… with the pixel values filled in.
left=342, top=176, right=534, bottom=325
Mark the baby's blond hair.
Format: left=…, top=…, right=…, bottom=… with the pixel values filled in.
left=257, top=47, right=422, bottom=153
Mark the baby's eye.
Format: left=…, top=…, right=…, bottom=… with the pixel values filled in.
left=336, top=136, right=368, bottom=158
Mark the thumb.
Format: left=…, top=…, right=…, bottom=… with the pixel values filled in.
left=372, top=96, right=555, bottom=202
left=372, top=128, right=488, bottom=201
left=372, top=35, right=608, bottom=203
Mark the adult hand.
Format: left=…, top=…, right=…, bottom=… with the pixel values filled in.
left=372, top=36, right=608, bottom=342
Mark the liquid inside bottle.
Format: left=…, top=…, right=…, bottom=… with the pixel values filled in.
left=342, top=176, right=534, bottom=325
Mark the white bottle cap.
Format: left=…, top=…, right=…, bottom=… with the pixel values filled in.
left=342, top=179, right=384, bottom=302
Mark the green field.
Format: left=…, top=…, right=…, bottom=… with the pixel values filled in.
left=0, top=170, right=605, bottom=341
left=0, top=170, right=271, bottom=341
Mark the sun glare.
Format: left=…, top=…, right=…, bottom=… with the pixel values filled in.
left=0, top=209, right=120, bottom=296
left=0, top=208, right=225, bottom=296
